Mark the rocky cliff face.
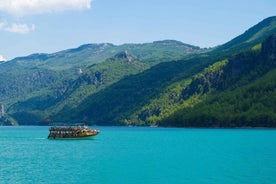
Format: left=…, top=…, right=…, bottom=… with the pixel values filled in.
left=0, top=104, right=4, bottom=117
left=113, top=51, right=136, bottom=62
left=261, top=34, right=276, bottom=63
left=0, top=104, right=14, bottom=125
left=81, top=71, right=103, bottom=85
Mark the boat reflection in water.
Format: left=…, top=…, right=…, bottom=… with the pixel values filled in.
left=48, top=123, right=100, bottom=139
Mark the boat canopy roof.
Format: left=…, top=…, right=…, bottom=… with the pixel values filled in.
left=49, top=122, right=87, bottom=127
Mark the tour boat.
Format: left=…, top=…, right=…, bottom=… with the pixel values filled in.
left=48, top=124, right=100, bottom=139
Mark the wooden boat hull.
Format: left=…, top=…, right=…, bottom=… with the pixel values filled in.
left=48, top=132, right=99, bottom=139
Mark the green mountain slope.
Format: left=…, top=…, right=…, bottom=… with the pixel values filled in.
left=162, top=68, right=276, bottom=127
left=159, top=34, right=276, bottom=127
left=213, top=16, right=276, bottom=54
left=53, top=55, right=210, bottom=124
left=0, top=40, right=200, bottom=125
left=53, top=17, right=276, bottom=127
left=1, top=16, right=275, bottom=126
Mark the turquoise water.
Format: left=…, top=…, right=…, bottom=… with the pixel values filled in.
left=0, top=126, right=276, bottom=184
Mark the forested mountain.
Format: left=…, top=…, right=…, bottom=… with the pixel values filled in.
left=160, top=34, right=276, bottom=127
left=53, top=16, right=276, bottom=127
left=0, top=40, right=201, bottom=125
left=213, top=16, right=276, bottom=54
left=0, top=16, right=275, bottom=127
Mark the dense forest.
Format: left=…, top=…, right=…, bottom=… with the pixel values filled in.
left=0, top=16, right=276, bottom=127
left=160, top=35, right=276, bottom=127
left=55, top=34, right=275, bottom=127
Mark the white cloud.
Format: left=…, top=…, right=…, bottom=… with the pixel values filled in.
left=0, top=0, right=92, bottom=16
left=0, top=22, right=35, bottom=34
left=0, top=55, right=6, bottom=62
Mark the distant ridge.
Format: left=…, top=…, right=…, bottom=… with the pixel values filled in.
left=214, top=16, right=276, bottom=53
left=0, top=38, right=200, bottom=125
left=153, top=40, right=201, bottom=49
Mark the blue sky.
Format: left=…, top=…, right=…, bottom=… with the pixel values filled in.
left=0, top=0, right=275, bottom=60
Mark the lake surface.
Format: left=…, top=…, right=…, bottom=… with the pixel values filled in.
left=0, top=126, right=276, bottom=184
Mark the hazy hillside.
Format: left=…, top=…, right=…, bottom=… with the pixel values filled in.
left=0, top=40, right=201, bottom=125
left=52, top=17, right=276, bottom=127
